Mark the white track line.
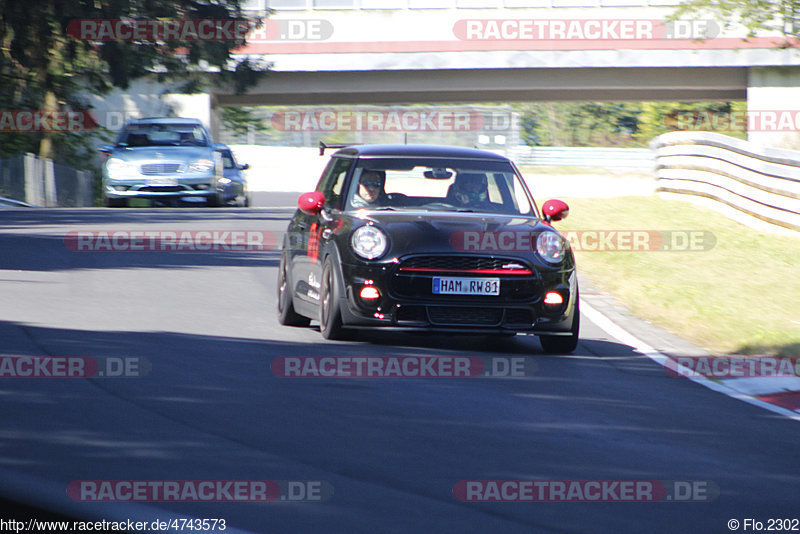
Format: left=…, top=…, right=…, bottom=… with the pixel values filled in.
left=580, top=299, right=800, bottom=421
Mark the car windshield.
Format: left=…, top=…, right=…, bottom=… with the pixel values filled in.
left=119, top=123, right=210, bottom=147
left=345, top=157, right=536, bottom=216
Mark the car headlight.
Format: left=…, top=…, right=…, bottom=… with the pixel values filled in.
left=351, top=225, right=387, bottom=260
left=187, top=159, right=214, bottom=173
left=106, top=158, right=136, bottom=179
left=536, top=231, right=565, bottom=264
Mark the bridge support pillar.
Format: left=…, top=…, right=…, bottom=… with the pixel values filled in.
left=747, top=66, right=800, bottom=150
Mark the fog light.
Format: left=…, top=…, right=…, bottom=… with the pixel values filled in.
left=544, top=292, right=564, bottom=306
left=360, top=286, right=380, bottom=300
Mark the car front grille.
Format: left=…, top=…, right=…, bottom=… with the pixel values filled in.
left=141, top=163, right=181, bottom=175
left=395, top=305, right=533, bottom=327
left=429, top=306, right=503, bottom=325
left=391, top=255, right=539, bottom=301
left=399, top=256, right=530, bottom=273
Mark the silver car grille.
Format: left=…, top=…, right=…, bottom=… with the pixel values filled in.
left=141, top=163, right=181, bottom=175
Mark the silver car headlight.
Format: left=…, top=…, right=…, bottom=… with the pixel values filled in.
left=188, top=159, right=214, bottom=173
left=106, top=158, right=136, bottom=180
left=351, top=225, right=387, bottom=260
left=536, top=231, right=565, bottom=264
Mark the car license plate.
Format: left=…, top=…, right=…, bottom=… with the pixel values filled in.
left=146, top=177, right=178, bottom=186
left=432, top=277, right=500, bottom=296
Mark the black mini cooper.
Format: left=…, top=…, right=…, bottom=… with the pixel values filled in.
left=277, top=144, right=579, bottom=353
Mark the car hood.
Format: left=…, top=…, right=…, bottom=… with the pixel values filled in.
left=109, top=146, right=214, bottom=162
left=347, top=209, right=558, bottom=257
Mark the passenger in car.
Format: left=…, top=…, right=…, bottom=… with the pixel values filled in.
left=447, top=173, right=491, bottom=208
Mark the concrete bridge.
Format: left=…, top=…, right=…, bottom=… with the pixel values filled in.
left=90, top=1, right=800, bottom=148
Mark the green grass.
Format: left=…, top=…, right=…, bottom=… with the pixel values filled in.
left=555, top=196, right=800, bottom=356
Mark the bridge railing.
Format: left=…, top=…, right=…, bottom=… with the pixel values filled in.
left=0, top=153, right=94, bottom=207
left=651, top=131, right=800, bottom=234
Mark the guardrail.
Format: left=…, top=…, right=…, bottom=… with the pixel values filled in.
left=651, top=131, right=800, bottom=234
left=508, top=146, right=654, bottom=170
left=0, top=153, right=94, bottom=207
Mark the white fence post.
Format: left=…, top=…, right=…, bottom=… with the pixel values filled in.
left=23, top=153, right=44, bottom=206
left=44, top=158, right=57, bottom=207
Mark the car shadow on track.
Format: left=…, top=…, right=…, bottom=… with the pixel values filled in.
left=2, top=319, right=797, bottom=534
left=327, top=326, right=647, bottom=359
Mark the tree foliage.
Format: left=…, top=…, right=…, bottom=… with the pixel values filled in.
left=221, top=106, right=269, bottom=138
left=669, top=0, right=800, bottom=44
left=513, top=101, right=747, bottom=148
left=0, top=0, right=268, bottom=164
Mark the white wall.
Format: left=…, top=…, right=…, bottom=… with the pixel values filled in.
left=229, top=145, right=328, bottom=192
left=747, top=66, right=800, bottom=150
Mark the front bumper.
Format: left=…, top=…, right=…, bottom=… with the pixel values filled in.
left=103, top=174, right=220, bottom=200
left=336, top=256, right=577, bottom=335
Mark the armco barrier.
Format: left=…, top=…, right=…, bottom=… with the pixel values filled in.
left=651, top=131, right=800, bottom=234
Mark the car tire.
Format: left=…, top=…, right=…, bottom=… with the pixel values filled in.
left=319, top=256, right=352, bottom=340
left=207, top=192, right=224, bottom=207
left=539, top=298, right=580, bottom=354
left=105, top=197, right=126, bottom=208
left=277, top=253, right=311, bottom=327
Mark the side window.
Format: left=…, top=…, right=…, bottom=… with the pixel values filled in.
left=220, top=150, right=235, bottom=169
left=316, top=157, right=352, bottom=209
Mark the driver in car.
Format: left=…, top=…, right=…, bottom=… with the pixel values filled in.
left=351, top=170, right=387, bottom=208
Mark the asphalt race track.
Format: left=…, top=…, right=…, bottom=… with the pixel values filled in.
left=1, top=196, right=798, bottom=533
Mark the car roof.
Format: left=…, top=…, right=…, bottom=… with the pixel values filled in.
left=332, top=144, right=511, bottom=161
left=126, top=117, right=205, bottom=126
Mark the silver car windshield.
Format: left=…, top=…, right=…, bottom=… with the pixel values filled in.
left=119, top=123, right=210, bottom=147
left=346, top=157, right=536, bottom=216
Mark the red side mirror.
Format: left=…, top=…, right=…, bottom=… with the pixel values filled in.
left=542, top=199, right=570, bottom=222
left=298, top=191, right=325, bottom=215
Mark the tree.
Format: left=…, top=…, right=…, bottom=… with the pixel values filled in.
left=0, top=0, right=268, bottom=164
left=513, top=102, right=643, bottom=147
left=221, top=106, right=269, bottom=141
left=669, top=0, right=800, bottom=45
